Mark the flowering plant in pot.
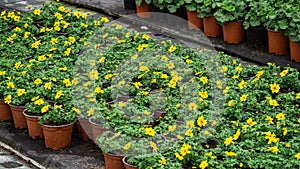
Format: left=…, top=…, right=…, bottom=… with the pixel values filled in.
left=184, top=0, right=204, bottom=30
left=39, top=103, right=76, bottom=150
left=214, top=0, right=248, bottom=43
left=135, top=0, right=153, bottom=18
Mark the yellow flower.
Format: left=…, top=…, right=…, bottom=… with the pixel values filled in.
left=131, top=54, right=138, bottom=59
left=270, top=83, right=280, bottom=93
left=269, top=99, right=279, bottom=107
left=63, top=78, right=72, bottom=87
left=33, top=9, right=41, bottom=15
left=276, top=113, right=285, bottom=120
left=282, top=128, right=288, bottom=135
left=38, top=55, right=46, bottom=61
left=225, top=151, right=238, bottom=157
left=188, top=102, right=197, bottom=111
left=246, top=118, right=257, bottom=126
left=180, top=143, right=191, bottom=156
left=296, top=92, right=300, bottom=99
left=41, top=105, right=49, bottom=113
left=99, top=57, right=106, bottom=63
left=166, top=62, right=175, bottom=69
left=14, top=62, right=22, bottom=69
left=105, top=74, right=114, bottom=80
left=100, top=17, right=109, bottom=22
left=200, top=76, right=208, bottom=84
left=134, top=82, right=142, bottom=89
left=199, top=160, right=208, bottom=169
left=295, top=153, right=300, bottom=160
left=94, top=87, right=104, bottom=94
left=58, top=6, right=65, bottom=12
left=151, top=78, right=156, bottom=83
left=160, top=74, right=168, bottom=79
left=158, top=157, right=166, bottom=165
left=228, top=100, right=235, bottom=107
left=87, top=108, right=94, bottom=116
left=197, top=116, right=207, bottom=127
left=186, top=59, right=193, bottom=64
left=55, top=90, right=63, bottom=99
left=17, top=89, right=26, bottom=96
left=145, top=127, right=155, bottom=136
left=123, top=142, right=131, bottom=150
left=150, top=141, right=158, bottom=152
left=240, top=94, right=248, bottom=102
left=34, top=99, right=44, bottom=105
left=31, top=96, right=40, bottom=102
left=168, top=78, right=177, bottom=88
left=233, top=129, right=241, bottom=140
left=285, top=143, right=291, bottom=147
left=69, top=36, right=76, bottom=44
left=118, top=101, right=126, bottom=107
left=44, top=82, right=52, bottom=90
left=186, top=120, right=195, bottom=128
left=7, top=82, right=15, bottom=89
left=4, top=95, right=12, bottom=104
left=265, top=116, right=274, bottom=125
left=224, top=137, right=234, bottom=146
left=175, top=152, right=183, bottom=160
left=89, top=70, right=99, bottom=80
left=142, top=34, right=150, bottom=40
left=185, top=129, right=194, bottom=137
left=168, top=125, right=176, bottom=132
left=199, top=91, right=208, bottom=99
left=238, top=80, right=246, bottom=89
left=280, top=70, right=288, bottom=77
left=267, top=146, right=278, bottom=154
left=139, top=65, right=149, bottom=72
left=168, top=45, right=176, bottom=53
left=31, top=40, right=41, bottom=48
left=64, top=48, right=71, bottom=56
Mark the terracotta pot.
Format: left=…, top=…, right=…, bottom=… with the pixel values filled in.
left=267, top=29, right=289, bottom=55
left=123, top=156, right=139, bottom=169
left=222, top=21, right=245, bottom=44
left=9, top=105, right=27, bottom=129
left=136, top=1, right=151, bottom=19
left=0, top=100, right=12, bottom=121
left=41, top=122, right=74, bottom=150
left=23, top=110, right=43, bottom=139
left=203, top=16, right=222, bottom=37
left=104, top=153, right=125, bottom=169
left=77, top=118, right=92, bottom=141
left=89, top=118, right=109, bottom=145
left=186, top=10, right=203, bottom=30
left=289, top=39, right=300, bottom=62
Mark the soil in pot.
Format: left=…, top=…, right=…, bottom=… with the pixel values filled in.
left=289, top=39, right=300, bottom=62
left=222, top=21, right=245, bottom=44
left=41, top=122, right=74, bottom=150
left=203, top=16, right=222, bottom=37
left=9, top=105, right=27, bottom=129
left=23, top=110, right=44, bottom=139
left=0, top=100, right=12, bottom=121
left=104, top=153, right=125, bottom=169
left=186, top=10, right=203, bottom=30
left=267, top=29, right=289, bottom=55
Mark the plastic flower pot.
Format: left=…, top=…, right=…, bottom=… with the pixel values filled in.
left=203, top=16, right=222, bottom=37
left=222, top=21, right=245, bottom=44
left=136, top=1, right=152, bottom=19
left=9, top=104, right=27, bottom=129
left=41, top=122, right=74, bottom=150
left=89, top=118, right=109, bottom=145
left=77, top=118, right=93, bottom=141
left=23, top=109, right=44, bottom=139
left=267, top=29, right=289, bottom=55
left=186, top=10, right=203, bottom=30
left=104, top=153, right=125, bottom=169
left=123, top=156, right=139, bottom=169
left=289, top=39, right=300, bottom=62
left=0, top=100, right=12, bottom=121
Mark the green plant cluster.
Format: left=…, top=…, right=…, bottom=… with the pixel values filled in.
left=138, top=0, right=300, bottom=41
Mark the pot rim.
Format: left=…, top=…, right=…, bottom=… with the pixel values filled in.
left=122, top=156, right=138, bottom=168
left=105, top=152, right=126, bottom=157
left=22, top=109, right=41, bottom=118
left=41, top=121, right=75, bottom=128
left=266, top=28, right=284, bottom=33
left=9, top=104, right=26, bottom=108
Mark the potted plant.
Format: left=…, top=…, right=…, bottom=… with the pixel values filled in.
left=39, top=103, right=76, bottom=150
left=263, top=0, right=292, bottom=55
left=214, top=0, right=248, bottom=43
left=24, top=97, right=51, bottom=139
left=286, top=7, right=300, bottom=62
left=197, top=0, right=222, bottom=37
left=135, top=0, right=152, bottom=18
left=243, top=0, right=269, bottom=48
left=185, top=0, right=204, bottom=30
left=0, top=59, right=12, bottom=121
